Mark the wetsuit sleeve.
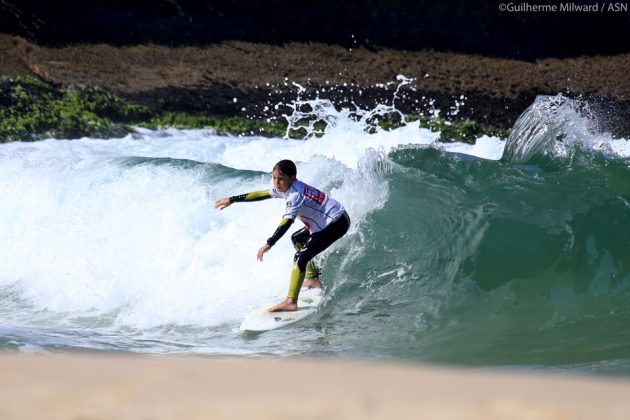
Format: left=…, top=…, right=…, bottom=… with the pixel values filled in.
left=229, top=190, right=272, bottom=203
left=266, top=218, right=294, bottom=246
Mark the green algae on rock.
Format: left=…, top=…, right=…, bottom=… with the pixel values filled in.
left=0, top=77, right=507, bottom=143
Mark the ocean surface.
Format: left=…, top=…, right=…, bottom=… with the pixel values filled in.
left=1, top=93, right=629, bottom=375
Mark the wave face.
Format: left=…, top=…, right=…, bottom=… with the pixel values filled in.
left=1, top=97, right=630, bottom=374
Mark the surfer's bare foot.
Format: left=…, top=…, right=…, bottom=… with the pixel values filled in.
left=267, top=299, right=298, bottom=312
left=303, top=276, right=323, bottom=289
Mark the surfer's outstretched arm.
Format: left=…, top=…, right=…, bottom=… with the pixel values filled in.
left=214, top=190, right=272, bottom=210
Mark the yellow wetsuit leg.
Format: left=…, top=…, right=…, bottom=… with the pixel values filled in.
left=287, top=262, right=306, bottom=300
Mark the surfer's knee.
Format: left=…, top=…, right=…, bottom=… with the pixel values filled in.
left=291, top=228, right=310, bottom=249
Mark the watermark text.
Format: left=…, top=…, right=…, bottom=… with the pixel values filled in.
left=499, top=2, right=628, bottom=12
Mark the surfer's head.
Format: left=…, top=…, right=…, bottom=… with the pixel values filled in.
left=272, top=160, right=297, bottom=193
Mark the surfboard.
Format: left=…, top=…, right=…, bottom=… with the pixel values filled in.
left=239, top=287, right=325, bottom=332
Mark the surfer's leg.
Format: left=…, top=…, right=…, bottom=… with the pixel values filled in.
left=269, top=213, right=350, bottom=312
left=291, top=228, right=310, bottom=249
left=297, top=212, right=350, bottom=265
left=267, top=243, right=322, bottom=312
left=287, top=263, right=305, bottom=301
left=294, top=212, right=351, bottom=291
left=292, top=228, right=320, bottom=286
left=267, top=264, right=303, bottom=312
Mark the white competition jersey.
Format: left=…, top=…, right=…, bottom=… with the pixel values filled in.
left=270, top=179, right=345, bottom=232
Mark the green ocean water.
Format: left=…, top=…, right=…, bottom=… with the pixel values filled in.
left=323, top=146, right=630, bottom=373
left=1, top=94, right=629, bottom=375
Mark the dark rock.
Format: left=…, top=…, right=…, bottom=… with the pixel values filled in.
left=1, top=0, right=628, bottom=59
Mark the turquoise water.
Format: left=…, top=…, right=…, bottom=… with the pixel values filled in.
left=1, top=94, right=629, bottom=375
left=338, top=147, right=630, bottom=373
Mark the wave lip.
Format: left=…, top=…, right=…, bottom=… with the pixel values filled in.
left=503, top=94, right=628, bottom=163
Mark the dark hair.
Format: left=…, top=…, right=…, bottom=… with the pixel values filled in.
left=273, top=159, right=297, bottom=177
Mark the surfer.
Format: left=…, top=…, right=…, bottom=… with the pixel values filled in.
left=214, top=159, right=350, bottom=312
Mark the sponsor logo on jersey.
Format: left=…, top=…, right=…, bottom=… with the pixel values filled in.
left=303, top=186, right=326, bottom=205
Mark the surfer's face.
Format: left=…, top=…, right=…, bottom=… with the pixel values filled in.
left=272, top=169, right=295, bottom=193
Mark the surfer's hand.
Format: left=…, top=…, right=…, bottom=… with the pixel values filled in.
left=257, top=244, right=271, bottom=261
left=214, top=197, right=232, bottom=210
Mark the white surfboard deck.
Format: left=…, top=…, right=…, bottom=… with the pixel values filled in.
left=239, top=287, right=324, bottom=332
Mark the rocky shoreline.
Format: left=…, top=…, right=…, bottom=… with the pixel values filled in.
left=1, top=34, right=630, bottom=141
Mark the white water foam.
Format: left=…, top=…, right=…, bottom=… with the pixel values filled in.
left=0, top=100, right=508, bottom=332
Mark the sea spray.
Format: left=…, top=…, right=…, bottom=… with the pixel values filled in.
left=503, top=94, right=621, bottom=163
left=282, top=75, right=412, bottom=139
